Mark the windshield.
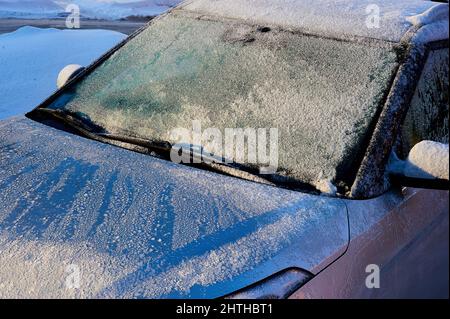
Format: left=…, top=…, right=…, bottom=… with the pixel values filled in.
left=45, top=10, right=399, bottom=191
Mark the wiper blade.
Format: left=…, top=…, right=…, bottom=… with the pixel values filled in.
left=33, top=107, right=100, bottom=135
left=96, top=133, right=171, bottom=152
left=186, top=148, right=319, bottom=192
left=204, top=161, right=276, bottom=186
left=32, top=108, right=172, bottom=153
left=186, top=148, right=276, bottom=186
left=32, top=108, right=279, bottom=188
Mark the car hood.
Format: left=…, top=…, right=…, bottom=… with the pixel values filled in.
left=0, top=117, right=349, bottom=298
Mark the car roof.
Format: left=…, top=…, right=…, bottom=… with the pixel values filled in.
left=179, top=0, right=449, bottom=43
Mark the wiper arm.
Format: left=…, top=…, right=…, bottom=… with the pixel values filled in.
left=33, top=107, right=100, bottom=136
left=96, top=133, right=171, bottom=153
left=203, top=161, right=276, bottom=186
left=31, top=108, right=290, bottom=189
left=186, top=148, right=276, bottom=186
left=186, top=147, right=319, bottom=192
left=31, top=108, right=172, bottom=153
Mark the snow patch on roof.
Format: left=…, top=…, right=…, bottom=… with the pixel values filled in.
left=406, top=3, right=449, bottom=27
left=411, top=19, right=449, bottom=44
left=181, top=0, right=440, bottom=42
left=407, top=3, right=449, bottom=43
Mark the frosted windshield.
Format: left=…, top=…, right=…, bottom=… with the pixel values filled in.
left=48, top=11, right=399, bottom=189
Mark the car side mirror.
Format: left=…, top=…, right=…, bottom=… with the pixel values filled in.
left=388, top=141, right=449, bottom=190
left=56, top=64, right=85, bottom=89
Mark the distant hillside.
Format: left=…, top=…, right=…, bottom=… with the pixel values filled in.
left=0, top=0, right=181, bottom=20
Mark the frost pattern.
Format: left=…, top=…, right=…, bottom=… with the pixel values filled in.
left=402, top=48, right=449, bottom=156
left=0, top=118, right=348, bottom=298
left=48, top=11, right=398, bottom=188
left=182, top=0, right=437, bottom=42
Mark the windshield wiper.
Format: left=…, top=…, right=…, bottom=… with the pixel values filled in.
left=31, top=108, right=172, bottom=153
left=184, top=148, right=276, bottom=186
left=202, top=161, right=276, bottom=186
left=31, top=108, right=280, bottom=188
left=33, top=107, right=100, bottom=134
left=96, top=132, right=172, bottom=153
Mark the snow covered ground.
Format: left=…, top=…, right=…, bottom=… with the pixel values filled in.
left=0, top=1, right=181, bottom=120
left=0, top=0, right=181, bottom=20
left=0, top=26, right=126, bottom=120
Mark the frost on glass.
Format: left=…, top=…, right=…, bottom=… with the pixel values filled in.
left=48, top=11, right=398, bottom=188
left=402, top=48, right=449, bottom=156
left=183, top=0, right=439, bottom=42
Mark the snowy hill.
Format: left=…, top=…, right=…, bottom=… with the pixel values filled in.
left=0, top=0, right=62, bottom=19
left=0, top=27, right=126, bottom=119
left=0, top=0, right=181, bottom=20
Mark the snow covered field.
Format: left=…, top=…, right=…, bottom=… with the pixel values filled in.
left=0, top=0, right=181, bottom=20
left=0, top=27, right=126, bottom=120
left=0, top=1, right=180, bottom=120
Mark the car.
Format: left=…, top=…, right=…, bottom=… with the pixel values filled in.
left=0, top=0, right=448, bottom=299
